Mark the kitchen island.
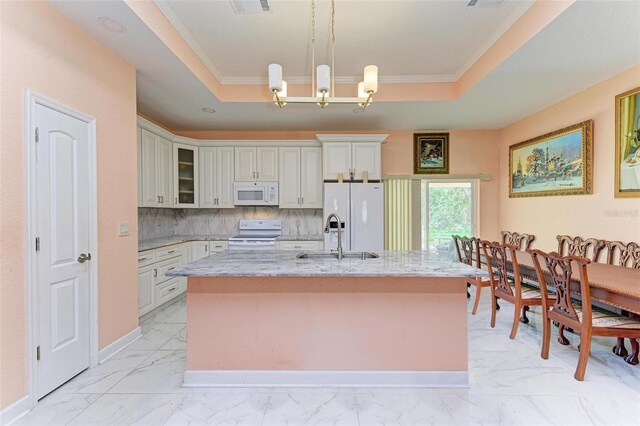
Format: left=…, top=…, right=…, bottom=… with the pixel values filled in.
left=167, top=250, right=488, bottom=388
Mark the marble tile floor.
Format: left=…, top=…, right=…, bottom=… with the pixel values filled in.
left=15, top=291, right=640, bottom=426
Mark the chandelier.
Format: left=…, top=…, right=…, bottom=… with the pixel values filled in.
left=267, top=0, right=378, bottom=109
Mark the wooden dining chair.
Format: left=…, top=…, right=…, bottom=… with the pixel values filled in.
left=555, top=235, right=607, bottom=343
left=529, top=249, right=640, bottom=380
left=480, top=241, right=546, bottom=339
left=556, top=235, right=606, bottom=262
left=604, top=241, right=640, bottom=364
left=501, top=231, right=536, bottom=250
left=502, top=231, right=536, bottom=323
left=452, top=235, right=494, bottom=315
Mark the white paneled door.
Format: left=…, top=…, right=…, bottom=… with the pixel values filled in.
left=35, top=103, right=91, bottom=399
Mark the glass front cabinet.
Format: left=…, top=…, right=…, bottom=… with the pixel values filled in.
left=173, top=143, right=199, bottom=208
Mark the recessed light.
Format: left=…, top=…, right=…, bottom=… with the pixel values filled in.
left=201, top=107, right=216, bottom=114
left=97, top=17, right=126, bottom=33
left=352, top=108, right=365, bottom=114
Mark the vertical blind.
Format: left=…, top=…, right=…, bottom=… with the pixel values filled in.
left=384, top=179, right=412, bottom=250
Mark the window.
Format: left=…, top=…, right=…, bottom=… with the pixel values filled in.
left=421, top=181, right=479, bottom=260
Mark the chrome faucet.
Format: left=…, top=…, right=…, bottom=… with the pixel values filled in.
left=324, top=213, right=344, bottom=260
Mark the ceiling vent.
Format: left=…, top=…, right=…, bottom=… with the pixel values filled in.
left=230, top=0, right=271, bottom=14
left=467, top=0, right=505, bottom=7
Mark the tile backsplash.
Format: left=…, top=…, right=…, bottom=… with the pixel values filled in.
left=138, top=207, right=323, bottom=240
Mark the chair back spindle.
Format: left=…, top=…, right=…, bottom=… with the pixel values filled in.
left=452, top=235, right=481, bottom=268
left=605, top=241, right=640, bottom=269
left=556, top=235, right=605, bottom=262
left=501, top=231, right=536, bottom=250
left=529, top=249, right=592, bottom=326
left=481, top=241, right=519, bottom=298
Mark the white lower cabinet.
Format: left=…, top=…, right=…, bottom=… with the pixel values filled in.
left=137, top=243, right=185, bottom=317
left=277, top=241, right=323, bottom=251
left=192, top=241, right=209, bottom=260
left=137, top=264, right=156, bottom=316
left=156, top=278, right=184, bottom=307
left=192, top=240, right=228, bottom=261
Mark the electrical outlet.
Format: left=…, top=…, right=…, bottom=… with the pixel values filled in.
left=295, top=218, right=301, bottom=227
left=118, top=222, right=130, bottom=237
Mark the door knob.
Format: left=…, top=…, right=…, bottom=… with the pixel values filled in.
left=77, top=253, right=91, bottom=263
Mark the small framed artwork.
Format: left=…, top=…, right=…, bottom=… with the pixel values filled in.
left=414, top=133, right=449, bottom=174
left=509, top=120, right=593, bottom=198
left=615, top=86, right=640, bottom=198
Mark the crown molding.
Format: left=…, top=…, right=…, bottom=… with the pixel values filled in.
left=154, top=0, right=533, bottom=87
left=453, top=0, right=534, bottom=80
left=317, top=134, right=389, bottom=144
left=153, top=0, right=225, bottom=82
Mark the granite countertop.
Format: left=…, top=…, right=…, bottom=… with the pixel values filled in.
left=139, top=234, right=324, bottom=252
left=166, top=250, right=489, bottom=279
left=138, top=235, right=231, bottom=252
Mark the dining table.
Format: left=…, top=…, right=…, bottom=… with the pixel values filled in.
left=481, top=249, right=640, bottom=365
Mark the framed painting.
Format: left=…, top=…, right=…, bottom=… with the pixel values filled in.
left=414, top=133, right=449, bottom=174
left=509, top=120, right=593, bottom=198
left=615, top=86, right=640, bottom=198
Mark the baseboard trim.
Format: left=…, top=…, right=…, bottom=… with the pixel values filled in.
left=183, top=370, right=469, bottom=388
left=0, top=395, right=30, bottom=425
left=98, top=326, right=142, bottom=364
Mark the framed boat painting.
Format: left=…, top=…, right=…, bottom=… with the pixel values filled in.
left=509, top=120, right=593, bottom=198
left=414, top=133, right=449, bottom=174
left=615, top=86, right=640, bottom=198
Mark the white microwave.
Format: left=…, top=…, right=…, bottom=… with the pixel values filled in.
left=233, top=181, right=279, bottom=206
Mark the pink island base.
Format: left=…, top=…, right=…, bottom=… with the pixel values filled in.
left=184, top=276, right=469, bottom=388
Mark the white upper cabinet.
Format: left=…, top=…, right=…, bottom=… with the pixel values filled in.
left=235, top=147, right=278, bottom=181
left=352, top=142, right=381, bottom=181
left=137, top=128, right=143, bottom=207
left=278, top=148, right=302, bottom=208
left=278, top=147, right=322, bottom=209
left=234, top=147, right=256, bottom=181
left=300, top=147, right=323, bottom=208
left=173, top=143, right=199, bottom=208
left=256, top=147, right=278, bottom=181
left=322, top=143, right=352, bottom=181
left=140, top=128, right=173, bottom=208
left=318, top=135, right=387, bottom=181
left=200, top=147, right=234, bottom=208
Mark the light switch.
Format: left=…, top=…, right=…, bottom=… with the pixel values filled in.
left=118, top=222, right=130, bottom=237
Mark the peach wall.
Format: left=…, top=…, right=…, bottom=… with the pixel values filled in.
left=498, top=65, right=640, bottom=251
left=187, top=277, right=468, bottom=372
left=174, top=129, right=501, bottom=239
left=0, top=1, right=138, bottom=410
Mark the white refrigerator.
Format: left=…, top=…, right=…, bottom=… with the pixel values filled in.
left=323, top=183, right=384, bottom=251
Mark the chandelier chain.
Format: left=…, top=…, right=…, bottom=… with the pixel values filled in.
left=311, top=0, right=316, bottom=97
left=331, top=0, right=335, bottom=95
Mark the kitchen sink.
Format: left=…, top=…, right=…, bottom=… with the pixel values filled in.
left=296, top=251, right=380, bottom=260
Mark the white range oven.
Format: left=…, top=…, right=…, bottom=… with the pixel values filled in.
left=228, top=220, right=281, bottom=250
left=233, top=181, right=279, bottom=206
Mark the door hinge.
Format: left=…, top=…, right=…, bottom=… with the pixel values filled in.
left=36, top=345, right=41, bottom=361
left=35, top=127, right=39, bottom=143
left=35, top=237, right=40, bottom=252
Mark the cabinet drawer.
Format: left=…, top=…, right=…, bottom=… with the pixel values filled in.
left=156, top=257, right=181, bottom=284
left=209, top=241, right=228, bottom=252
left=138, top=250, right=155, bottom=267
left=278, top=241, right=321, bottom=251
left=156, top=244, right=182, bottom=260
left=156, top=277, right=184, bottom=306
